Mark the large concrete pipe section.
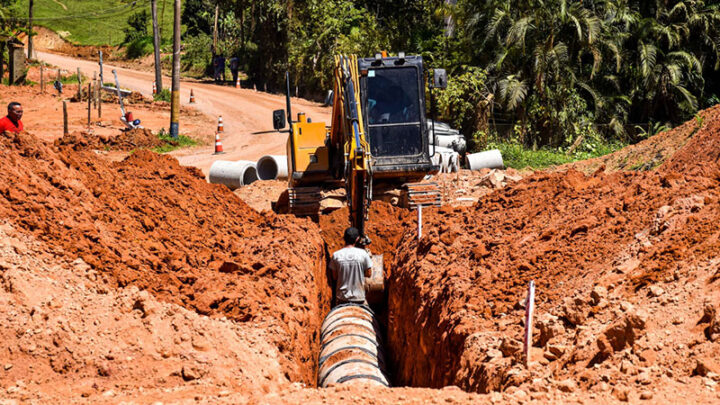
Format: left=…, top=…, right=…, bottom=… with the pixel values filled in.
left=318, top=304, right=389, bottom=388
left=256, top=155, right=289, bottom=180
left=434, top=134, right=467, bottom=153
left=208, top=160, right=259, bottom=190
left=466, top=149, right=504, bottom=170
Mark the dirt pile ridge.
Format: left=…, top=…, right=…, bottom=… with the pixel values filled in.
left=0, top=130, right=331, bottom=385
left=386, top=106, right=720, bottom=399
left=568, top=104, right=720, bottom=174
left=55, top=128, right=172, bottom=151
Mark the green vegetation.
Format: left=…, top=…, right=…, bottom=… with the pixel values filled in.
left=58, top=72, right=83, bottom=84
left=10, top=0, right=174, bottom=46
left=176, top=0, right=719, bottom=155
left=6, top=0, right=720, bottom=157
left=486, top=128, right=624, bottom=169
left=489, top=141, right=625, bottom=170
left=153, top=88, right=171, bottom=102
left=153, top=128, right=197, bottom=153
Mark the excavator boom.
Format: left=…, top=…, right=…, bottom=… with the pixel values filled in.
left=331, top=55, right=373, bottom=243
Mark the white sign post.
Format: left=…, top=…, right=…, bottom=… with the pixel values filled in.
left=417, top=205, right=423, bottom=240
left=524, top=280, right=536, bottom=367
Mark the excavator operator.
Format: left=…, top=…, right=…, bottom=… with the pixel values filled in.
left=329, top=227, right=373, bottom=306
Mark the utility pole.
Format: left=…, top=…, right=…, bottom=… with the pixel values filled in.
left=151, top=0, right=163, bottom=93
left=27, top=0, right=34, bottom=60
left=170, top=0, right=181, bottom=139
left=213, top=4, right=219, bottom=52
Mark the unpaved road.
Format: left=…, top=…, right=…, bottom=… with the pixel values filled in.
left=36, top=51, right=331, bottom=174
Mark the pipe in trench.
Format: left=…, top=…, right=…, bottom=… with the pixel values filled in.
left=318, top=304, right=390, bottom=388
left=208, top=160, right=259, bottom=190
left=256, top=155, right=289, bottom=180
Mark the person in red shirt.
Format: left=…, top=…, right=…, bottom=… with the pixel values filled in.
left=0, top=102, right=24, bottom=134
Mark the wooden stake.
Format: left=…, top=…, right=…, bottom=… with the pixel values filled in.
left=62, top=101, right=68, bottom=136
left=87, top=83, right=92, bottom=126
left=39, top=63, right=44, bottom=93
left=523, top=280, right=536, bottom=368
left=92, top=72, right=97, bottom=109
left=76, top=67, right=82, bottom=99
left=97, top=81, right=102, bottom=118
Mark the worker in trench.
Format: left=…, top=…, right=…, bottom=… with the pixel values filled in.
left=329, top=227, right=373, bottom=306
left=0, top=102, right=24, bottom=134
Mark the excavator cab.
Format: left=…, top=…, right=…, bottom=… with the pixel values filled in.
left=274, top=54, right=446, bottom=218
left=358, top=54, right=438, bottom=182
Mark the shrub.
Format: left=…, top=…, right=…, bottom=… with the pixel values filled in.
left=125, top=36, right=154, bottom=59
left=153, top=88, right=171, bottom=102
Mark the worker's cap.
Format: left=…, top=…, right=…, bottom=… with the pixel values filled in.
left=344, top=227, right=360, bottom=245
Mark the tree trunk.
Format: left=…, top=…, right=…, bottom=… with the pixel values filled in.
left=213, top=4, right=219, bottom=51
left=170, top=0, right=181, bottom=139
left=28, top=0, right=34, bottom=60
left=0, top=41, right=4, bottom=81
left=151, top=0, right=163, bottom=92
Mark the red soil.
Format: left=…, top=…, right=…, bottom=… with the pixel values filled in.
left=0, top=130, right=331, bottom=385
left=319, top=202, right=414, bottom=263
left=386, top=104, right=720, bottom=399
left=3, top=102, right=720, bottom=403
left=56, top=128, right=171, bottom=151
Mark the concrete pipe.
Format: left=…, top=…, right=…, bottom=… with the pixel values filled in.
left=466, top=149, right=504, bottom=170
left=208, top=160, right=259, bottom=190
left=318, top=304, right=390, bottom=388
left=432, top=146, right=455, bottom=154
left=256, top=155, right=289, bottom=180
left=434, top=134, right=466, bottom=153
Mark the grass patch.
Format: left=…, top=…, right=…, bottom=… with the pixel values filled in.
left=487, top=140, right=625, bottom=170
left=59, top=73, right=83, bottom=84
left=153, top=88, right=171, bottom=102
left=13, top=0, right=175, bottom=46
left=153, top=129, right=198, bottom=153
left=2, top=77, right=36, bottom=86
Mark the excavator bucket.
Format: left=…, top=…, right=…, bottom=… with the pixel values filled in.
left=366, top=254, right=385, bottom=305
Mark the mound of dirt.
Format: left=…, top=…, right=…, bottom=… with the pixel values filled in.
left=386, top=105, right=720, bottom=396
left=0, top=130, right=330, bottom=385
left=55, top=128, right=172, bottom=151
left=568, top=104, right=720, bottom=174
left=0, top=222, right=288, bottom=402
left=660, top=105, right=720, bottom=176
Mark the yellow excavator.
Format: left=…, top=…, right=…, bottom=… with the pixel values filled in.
left=272, top=53, right=447, bottom=245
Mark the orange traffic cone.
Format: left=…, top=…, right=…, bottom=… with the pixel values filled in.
left=217, top=115, right=224, bottom=133
left=152, top=81, right=157, bottom=95
left=213, top=132, right=225, bottom=154
left=189, top=89, right=196, bottom=104
left=235, top=77, right=240, bottom=89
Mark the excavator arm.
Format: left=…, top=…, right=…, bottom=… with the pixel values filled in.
left=331, top=55, right=373, bottom=244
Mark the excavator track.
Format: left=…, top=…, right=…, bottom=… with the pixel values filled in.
left=402, top=182, right=442, bottom=209
left=288, top=187, right=323, bottom=217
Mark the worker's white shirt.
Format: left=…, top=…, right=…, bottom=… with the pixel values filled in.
left=330, top=247, right=372, bottom=303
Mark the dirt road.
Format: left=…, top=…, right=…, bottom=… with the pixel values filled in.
left=36, top=51, right=331, bottom=174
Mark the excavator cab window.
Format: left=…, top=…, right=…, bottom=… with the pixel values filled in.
left=365, top=67, right=423, bottom=157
